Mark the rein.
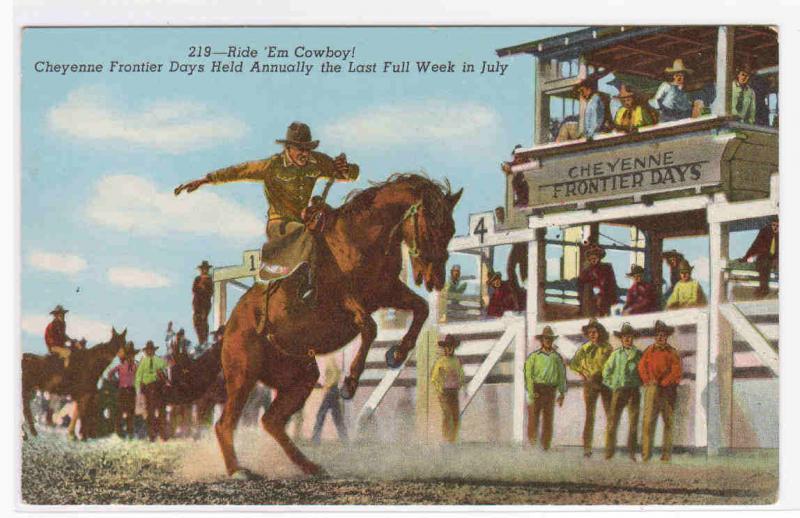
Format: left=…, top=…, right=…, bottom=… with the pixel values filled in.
left=386, top=200, right=422, bottom=256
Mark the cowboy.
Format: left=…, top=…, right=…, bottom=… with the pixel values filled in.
left=739, top=217, right=778, bottom=297
left=731, top=62, right=757, bottom=124
left=613, top=84, right=657, bottom=133
left=638, top=320, right=682, bottom=462
left=523, top=326, right=567, bottom=451
left=486, top=272, right=521, bottom=317
left=569, top=318, right=613, bottom=457
left=192, top=260, right=214, bottom=345
left=602, top=323, right=643, bottom=460
left=446, top=264, right=467, bottom=295
left=557, top=77, right=608, bottom=142
left=622, top=265, right=658, bottom=315
left=108, top=343, right=138, bottom=439
left=134, top=341, right=169, bottom=442
left=311, top=354, right=348, bottom=445
left=662, top=249, right=685, bottom=300
left=577, top=243, right=618, bottom=317
left=174, top=122, right=360, bottom=304
left=44, top=305, right=72, bottom=368
left=665, top=260, right=707, bottom=309
left=650, top=59, right=694, bottom=122
left=430, top=335, right=465, bottom=444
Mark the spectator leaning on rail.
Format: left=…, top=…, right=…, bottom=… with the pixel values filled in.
left=650, top=59, right=695, bottom=122
left=738, top=216, right=778, bottom=297
left=602, top=323, right=643, bottom=461
left=622, top=265, right=659, bottom=315
left=638, top=320, right=682, bottom=462
left=446, top=264, right=467, bottom=295
left=731, top=62, right=757, bottom=125
left=570, top=318, right=613, bottom=458
left=430, top=335, right=465, bottom=444
left=524, top=326, right=567, bottom=451
left=665, top=260, right=707, bottom=309
left=486, top=271, right=522, bottom=317
left=613, top=84, right=657, bottom=133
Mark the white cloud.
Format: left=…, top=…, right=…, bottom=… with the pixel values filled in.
left=691, top=256, right=710, bottom=281
left=320, top=99, right=499, bottom=147
left=47, top=86, right=247, bottom=154
left=27, top=251, right=87, bottom=275
left=85, top=174, right=263, bottom=241
left=107, top=266, right=171, bottom=289
left=22, top=313, right=113, bottom=343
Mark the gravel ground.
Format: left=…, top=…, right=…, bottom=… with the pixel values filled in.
left=20, top=428, right=778, bottom=506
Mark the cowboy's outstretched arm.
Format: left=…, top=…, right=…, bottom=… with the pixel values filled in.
left=312, top=151, right=360, bottom=181
left=174, top=160, right=266, bottom=195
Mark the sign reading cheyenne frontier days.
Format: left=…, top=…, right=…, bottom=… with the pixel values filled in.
left=507, top=132, right=732, bottom=226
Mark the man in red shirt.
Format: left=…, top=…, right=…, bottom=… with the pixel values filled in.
left=622, top=265, right=659, bottom=315
left=638, top=320, right=682, bottom=462
left=578, top=244, right=618, bottom=316
left=739, top=217, right=778, bottom=297
left=44, top=305, right=72, bottom=368
left=486, top=272, right=521, bottom=317
left=192, top=260, right=214, bottom=345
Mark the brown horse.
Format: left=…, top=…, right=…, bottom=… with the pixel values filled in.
left=215, top=173, right=461, bottom=478
left=22, top=328, right=128, bottom=439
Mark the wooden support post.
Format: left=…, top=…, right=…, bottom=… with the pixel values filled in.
left=212, top=280, right=227, bottom=330
left=526, top=228, right=543, bottom=346
left=648, top=233, right=664, bottom=301
left=712, top=26, right=734, bottom=117
left=512, top=319, right=526, bottom=443
left=534, top=58, right=551, bottom=145
left=479, top=247, right=494, bottom=309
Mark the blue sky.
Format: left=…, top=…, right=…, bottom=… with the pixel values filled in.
left=20, top=27, right=755, bottom=353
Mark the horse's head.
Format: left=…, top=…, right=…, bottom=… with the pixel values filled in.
left=405, top=185, right=462, bottom=292
left=109, top=327, right=128, bottom=358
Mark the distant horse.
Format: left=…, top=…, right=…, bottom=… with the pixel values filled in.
left=215, top=173, right=461, bottom=478
left=22, top=328, right=128, bottom=439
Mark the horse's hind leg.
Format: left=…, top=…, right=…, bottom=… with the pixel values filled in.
left=22, top=389, right=37, bottom=438
left=261, top=360, right=321, bottom=475
left=215, top=369, right=255, bottom=477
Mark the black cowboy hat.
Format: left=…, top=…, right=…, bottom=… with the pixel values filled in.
left=50, top=305, right=68, bottom=315
left=653, top=320, right=675, bottom=336
left=275, top=121, right=319, bottom=150
left=535, top=326, right=559, bottom=340
left=626, top=264, right=645, bottom=277
left=123, top=341, right=140, bottom=357
left=197, top=260, right=212, bottom=270
left=143, top=340, right=159, bottom=352
left=487, top=271, right=502, bottom=284
left=582, top=318, right=608, bottom=337
left=437, top=334, right=461, bottom=349
left=613, top=322, right=639, bottom=338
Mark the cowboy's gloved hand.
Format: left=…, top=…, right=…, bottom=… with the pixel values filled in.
left=333, top=153, right=349, bottom=176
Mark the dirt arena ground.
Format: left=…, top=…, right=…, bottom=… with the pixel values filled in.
left=20, top=428, right=777, bottom=506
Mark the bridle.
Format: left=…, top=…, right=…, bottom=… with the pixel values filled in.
left=386, top=200, right=423, bottom=257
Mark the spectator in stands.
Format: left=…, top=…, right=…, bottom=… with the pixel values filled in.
left=557, top=77, right=607, bottom=142
left=662, top=249, right=685, bottom=300
left=603, top=323, right=643, bottom=460
left=651, top=59, right=694, bottom=122
left=613, top=84, right=657, bottom=133
left=135, top=341, right=169, bottom=442
left=578, top=243, right=618, bottom=317
left=569, top=319, right=613, bottom=458
left=638, top=320, right=682, bottom=462
left=311, top=354, right=348, bottom=444
left=430, top=335, right=465, bottom=444
left=622, top=265, right=658, bottom=315
left=665, top=260, right=707, bottom=309
left=501, top=144, right=525, bottom=175
left=486, top=272, right=521, bottom=317
left=524, top=326, right=567, bottom=451
left=494, top=206, right=505, bottom=225
left=731, top=62, right=757, bottom=124
left=739, top=216, right=778, bottom=297
left=446, top=264, right=467, bottom=296
left=108, top=343, right=138, bottom=439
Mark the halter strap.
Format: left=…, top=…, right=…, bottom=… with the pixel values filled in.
left=386, top=200, right=422, bottom=256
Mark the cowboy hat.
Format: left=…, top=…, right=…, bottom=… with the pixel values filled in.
left=584, top=243, right=606, bottom=260
left=653, top=320, right=675, bottom=336
left=143, top=340, right=159, bottom=352
left=664, top=58, right=693, bottom=75
left=678, top=259, right=694, bottom=273
left=662, top=249, right=683, bottom=259
left=736, top=61, right=755, bottom=75
left=437, top=334, right=461, bottom=349
left=614, top=84, right=636, bottom=99
left=275, top=121, right=319, bottom=150
left=614, top=322, right=638, bottom=338
left=50, top=305, right=68, bottom=315
left=487, top=271, right=502, bottom=284
left=582, top=318, right=608, bottom=337
left=197, top=260, right=213, bottom=270
left=626, top=264, right=645, bottom=277
left=123, top=341, right=140, bottom=356
left=535, top=326, right=559, bottom=340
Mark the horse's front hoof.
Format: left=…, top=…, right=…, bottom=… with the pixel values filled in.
left=301, top=462, right=326, bottom=477
left=230, top=469, right=255, bottom=481
left=340, top=377, right=357, bottom=400
left=385, top=346, right=405, bottom=369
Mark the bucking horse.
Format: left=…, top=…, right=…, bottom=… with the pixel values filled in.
left=214, top=173, right=460, bottom=479
left=22, top=328, right=128, bottom=440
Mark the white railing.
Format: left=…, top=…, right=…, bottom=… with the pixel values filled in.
left=719, top=302, right=778, bottom=375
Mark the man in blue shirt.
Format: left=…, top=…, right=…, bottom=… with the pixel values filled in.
left=577, top=77, right=606, bottom=140
left=651, top=59, right=694, bottom=122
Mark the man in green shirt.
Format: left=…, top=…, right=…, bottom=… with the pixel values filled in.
left=174, top=122, right=360, bottom=302
left=603, top=322, right=643, bottom=460
left=524, top=326, right=566, bottom=450
left=666, top=260, right=707, bottom=309
left=135, top=341, right=169, bottom=442
left=430, top=335, right=465, bottom=444
left=570, top=318, right=613, bottom=457
left=731, top=63, right=756, bottom=125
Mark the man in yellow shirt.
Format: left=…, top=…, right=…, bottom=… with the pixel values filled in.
left=430, top=335, right=465, bottom=444
left=613, top=84, right=657, bottom=133
left=666, top=260, right=707, bottom=309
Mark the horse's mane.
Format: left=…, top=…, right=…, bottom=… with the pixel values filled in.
left=339, top=172, right=453, bottom=218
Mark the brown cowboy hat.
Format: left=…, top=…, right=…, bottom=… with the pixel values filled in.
left=437, top=334, right=461, bottom=349
left=487, top=271, right=502, bottom=284
left=275, top=121, right=319, bottom=150
left=614, top=84, right=637, bottom=99
left=197, top=260, right=212, bottom=270
left=50, top=305, right=68, bottom=315
left=664, top=58, right=693, bottom=75
left=584, top=243, right=606, bottom=260
left=678, top=260, right=694, bottom=273
left=143, top=340, right=159, bottom=352
left=613, top=322, right=638, bottom=338
left=736, top=61, right=755, bottom=75
left=653, top=320, right=675, bottom=336
left=535, top=326, right=559, bottom=340
left=582, top=318, right=608, bottom=337
left=663, top=249, right=683, bottom=260
left=626, top=264, right=645, bottom=277
left=123, top=341, right=140, bottom=357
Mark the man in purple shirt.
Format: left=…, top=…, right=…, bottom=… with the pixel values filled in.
left=109, top=344, right=138, bottom=439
